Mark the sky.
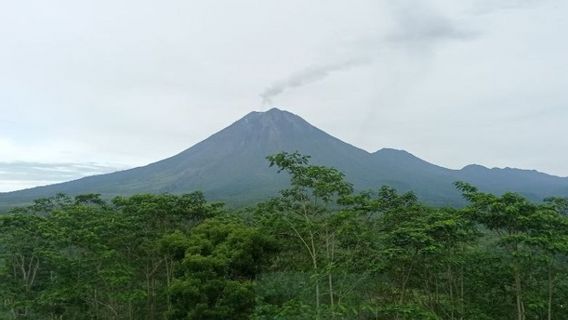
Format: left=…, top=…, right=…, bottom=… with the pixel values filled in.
left=0, top=0, right=567, bottom=192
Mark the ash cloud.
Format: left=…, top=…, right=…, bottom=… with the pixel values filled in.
left=259, top=57, right=372, bottom=106
left=259, top=1, right=476, bottom=106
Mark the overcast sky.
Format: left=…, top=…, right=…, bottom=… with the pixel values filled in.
left=1, top=0, right=567, bottom=192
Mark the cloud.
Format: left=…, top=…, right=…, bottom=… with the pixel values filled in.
left=470, top=0, right=544, bottom=14
left=0, top=162, right=123, bottom=192
left=386, top=1, right=478, bottom=46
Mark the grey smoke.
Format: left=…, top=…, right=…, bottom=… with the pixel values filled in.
left=259, top=1, right=476, bottom=106
left=260, top=57, right=372, bottom=106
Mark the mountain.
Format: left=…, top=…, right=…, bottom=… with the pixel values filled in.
left=1, top=108, right=567, bottom=210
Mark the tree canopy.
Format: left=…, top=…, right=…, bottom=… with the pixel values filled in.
left=1, top=153, right=568, bottom=319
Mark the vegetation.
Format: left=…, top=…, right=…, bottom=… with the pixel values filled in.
left=1, top=152, right=568, bottom=319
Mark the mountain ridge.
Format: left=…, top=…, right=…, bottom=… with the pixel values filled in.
left=1, top=108, right=567, bottom=210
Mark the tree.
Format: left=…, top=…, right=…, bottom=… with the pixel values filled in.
left=0, top=192, right=221, bottom=319
left=456, top=182, right=568, bottom=320
left=262, top=152, right=353, bottom=319
left=165, top=218, right=275, bottom=320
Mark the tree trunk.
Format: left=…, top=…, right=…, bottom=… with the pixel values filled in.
left=165, top=256, right=173, bottom=314
left=448, top=265, right=454, bottom=320
left=459, top=263, right=464, bottom=320
left=547, top=264, right=554, bottom=320
left=326, top=230, right=335, bottom=318
left=311, top=236, right=320, bottom=320
left=514, top=266, right=524, bottom=320
left=399, top=257, right=416, bottom=305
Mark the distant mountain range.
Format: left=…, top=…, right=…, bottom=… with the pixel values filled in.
left=1, top=108, right=567, bottom=210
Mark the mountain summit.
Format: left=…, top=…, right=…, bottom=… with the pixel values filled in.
left=1, top=108, right=567, bottom=209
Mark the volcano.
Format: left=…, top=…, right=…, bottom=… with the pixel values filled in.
left=1, top=108, right=567, bottom=209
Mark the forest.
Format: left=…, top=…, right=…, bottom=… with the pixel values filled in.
left=1, top=152, right=568, bottom=320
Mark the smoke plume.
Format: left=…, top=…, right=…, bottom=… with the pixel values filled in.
left=260, top=57, right=371, bottom=106
left=258, top=1, right=477, bottom=106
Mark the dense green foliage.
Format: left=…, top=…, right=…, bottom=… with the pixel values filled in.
left=1, top=152, right=568, bottom=319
